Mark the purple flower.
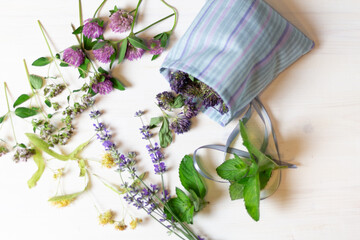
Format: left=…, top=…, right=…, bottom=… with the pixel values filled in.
left=156, top=91, right=175, bottom=110
left=63, top=47, right=85, bottom=67
left=83, top=18, right=104, bottom=38
left=170, top=116, right=191, bottom=134
left=134, top=110, right=144, bottom=117
left=125, top=43, right=145, bottom=61
left=183, top=98, right=199, bottom=119
left=102, top=140, right=114, bottom=150
left=89, top=110, right=101, bottom=119
left=92, top=80, right=113, bottom=95
left=146, top=143, right=164, bottom=163
left=148, top=39, right=164, bottom=55
left=198, top=236, right=206, bottom=240
left=139, top=125, right=153, bottom=140
left=169, top=71, right=191, bottom=94
left=93, top=42, right=115, bottom=63
left=154, top=162, right=166, bottom=174
left=109, top=10, right=133, bottom=33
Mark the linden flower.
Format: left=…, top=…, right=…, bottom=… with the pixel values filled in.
left=114, top=220, right=127, bottom=231
left=51, top=199, right=73, bottom=208
left=101, top=153, right=116, bottom=168
left=130, top=218, right=142, bottom=230
left=99, top=210, right=115, bottom=225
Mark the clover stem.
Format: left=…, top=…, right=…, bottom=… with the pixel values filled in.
left=4, top=82, right=18, bottom=145
left=79, top=0, right=83, bottom=47
left=93, top=0, right=107, bottom=18
left=134, top=13, right=175, bottom=35
left=161, top=0, right=177, bottom=33
left=130, top=0, right=143, bottom=34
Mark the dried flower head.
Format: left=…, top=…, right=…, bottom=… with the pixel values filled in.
left=98, top=210, right=114, bottom=225
left=63, top=47, right=85, bottom=67
left=93, top=42, right=115, bottom=63
left=170, top=116, right=191, bottom=134
left=129, top=218, right=142, bottom=229
left=101, top=153, right=116, bottom=168
left=0, top=145, right=9, bottom=157
left=125, top=43, right=145, bottom=61
left=51, top=199, right=73, bottom=208
left=156, top=91, right=175, bottom=111
left=83, top=18, right=104, bottom=39
left=13, top=146, right=35, bottom=163
left=109, top=10, right=133, bottom=33
left=114, top=220, right=127, bottom=231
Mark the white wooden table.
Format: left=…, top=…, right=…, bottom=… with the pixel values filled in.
left=0, top=0, right=359, bottom=239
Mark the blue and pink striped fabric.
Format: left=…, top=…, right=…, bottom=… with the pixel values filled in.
left=160, top=0, right=314, bottom=126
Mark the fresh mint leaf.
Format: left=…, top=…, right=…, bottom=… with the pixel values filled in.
left=159, top=118, right=172, bottom=148
left=13, top=94, right=31, bottom=108
left=118, top=38, right=128, bottom=63
left=15, top=107, right=38, bottom=118
left=128, top=36, right=149, bottom=50
left=179, top=155, right=207, bottom=199
left=229, top=182, right=244, bottom=200
left=165, top=188, right=194, bottom=224
left=243, top=173, right=260, bottom=221
left=109, top=77, right=125, bottom=91
left=27, top=148, right=45, bottom=189
left=216, top=154, right=249, bottom=181
left=149, top=116, right=163, bottom=128
left=32, top=57, right=52, bottom=67
left=171, top=95, right=184, bottom=109
left=29, top=74, right=43, bottom=89
left=44, top=99, right=52, bottom=107
left=259, top=168, right=273, bottom=190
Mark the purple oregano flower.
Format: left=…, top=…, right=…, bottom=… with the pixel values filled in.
left=83, top=18, right=104, bottom=39
left=109, top=10, right=133, bottom=33
left=93, top=42, right=115, bottom=63
left=63, top=47, right=85, bottom=67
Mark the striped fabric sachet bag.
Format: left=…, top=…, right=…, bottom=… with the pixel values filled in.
left=160, top=0, right=314, bottom=126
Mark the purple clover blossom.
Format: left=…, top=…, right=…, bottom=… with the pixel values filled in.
left=92, top=80, right=113, bottom=95
left=170, top=116, right=191, bottom=134
left=63, top=47, right=85, bottom=67
left=148, top=39, right=164, bottom=55
left=125, top=43, right=145, bottom=61
left=169, top=71, right=191, bottom=94
left=93, top=42, right=115, bottom=63
left=82, top=18, right=104, bottom=39
left=109, top=10, right=133, bottom=33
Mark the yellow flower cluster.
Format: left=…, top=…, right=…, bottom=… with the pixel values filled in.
left=101, top=153, right=116, bottom=168
left=53, top=168, right=64, bottom=179
left=98, top=210, right=115, bottom=225
left=98, top=210, right=142, bottom=231
left=114, top=220, right=127, bottom=231
left=51, top=199, right=73, bottom=208
left=130, top=218, right=143, bottom=230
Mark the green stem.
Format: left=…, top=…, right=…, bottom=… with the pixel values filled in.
left=79, top=0, right=83, bottom=47
left=23, top=59, right=48, bottom=120
left=37, top=21, right=73, bottom=96
left=130, top=0, right=143, bottom=34
left=134, top=13, right=175, bottom=35
left=161, top=0, right=177, bottom=32
left=93, top=0, right=107, bottom=18
left=4, top=82, right=18, bottom=145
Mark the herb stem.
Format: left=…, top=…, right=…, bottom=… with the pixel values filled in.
left=134, top=13, right=175, bottom=35
left=23, top=59, right=48, bottom=120
left=161, top=0, right=177, bottom=32
left=130, top=0, right=143, bottom=34
left=4, top=82, right=18, bottom=145
left=93, top=0, right=107, bottom=18
left=37, top=20, right=73, bottom=97
left=79, top=0, right=83, bottom=47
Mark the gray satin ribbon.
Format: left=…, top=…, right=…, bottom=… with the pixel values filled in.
left=193, top=97, right=296, bottom=199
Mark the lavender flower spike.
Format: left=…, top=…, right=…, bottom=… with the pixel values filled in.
left=93, top=42, right=115, bottom=63
left=83, top=18, right=104, bottom=39
left=63, top=47, right=85, bottom=67
left=109, top=10, right=133, bottom=33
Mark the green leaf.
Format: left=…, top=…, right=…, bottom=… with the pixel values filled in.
left=67, top=139, right=91, bottom=159
left=0, top=114, right=6, bottom=123
left=165, top=187, right=194, bottom=224
left=83, top=36, right=96, bottom=50
left=44, top=99, right=52, bottom=107
left=131, top=172, right=147, bottom=188
left=47, top=114, right=53, bottom=119
left=189, top=75, right=195, bottom=81
left=171, top=95, right=184, bottom=109
left=243, top=173, right=260, bottom=221
left=13, top=94, right=31, bottom=108
left=240, top=121, right=277, bottom=171
left=78, top=159, right=86, bottom=177
left=25, top=133, right=69, bottom=161
left=229, top=182, right=244, bottom=200
left=159, top=118, right=172, bottom=148
left=48, top=178, right=89, bottom=202
left=72, top=26, right=83, bottom=35
left=27, top=148, right=45, bottom=189
left=60, top=62, right=69, bottom=67
left=29, top=74, right=44, bottom=89
left=128, top=36, right=149, bottom=50
left=259, top=168, right=273, bottom=190
left=18, top=143, right=27, bottom=148
left=78, top=58, right=90, bottom=78
left=160, top=33, right=170, bottom=48
left=98, top=67, right=109, bottom=74
left=15, top=107, right=38, bottom=118
left=216, top=154, right=249, bottom=181
left=32, top=57, right=52, bottom=67
left=154, top=33, right=164, bottom=40
left=92, top=41, right=106, bottom=50
left=149, top=116, right=163, bottom=128
left=179, top=155, right=207, bottom=199
left=109, top=77, right=125, bottom=91
left=151, top=54, right=160, bottom=61
left=118, top=38, right=128, bottom=63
